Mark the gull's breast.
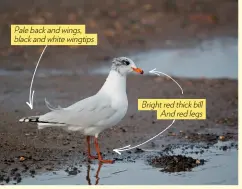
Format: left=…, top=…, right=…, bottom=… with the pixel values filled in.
left=83, top=97, right=128, bottom=135
left=92, top=94, right=128, bottom=131
left=103, top=94, right=128, bottom=126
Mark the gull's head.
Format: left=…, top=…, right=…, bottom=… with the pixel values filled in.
left=111, top=57, right=144, bottom=76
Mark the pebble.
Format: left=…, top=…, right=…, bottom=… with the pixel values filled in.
left=19, top=157, right=25, bottom=162
left=219, top=135, right=225, bottom=141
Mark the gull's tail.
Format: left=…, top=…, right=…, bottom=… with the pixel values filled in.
left=19, top=116, right=65, bottom=130
left=19, top=116, right=41, bottom=123
left=19, top=115, right=67, bottom=129
left=19, top=116, right=61, bottom=124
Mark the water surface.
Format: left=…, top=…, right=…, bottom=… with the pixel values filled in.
left=19, top=142, right=238, bottom=185
left=92, top=37, right=238, bottom=79
left=0, top=37, right=237, bottom=79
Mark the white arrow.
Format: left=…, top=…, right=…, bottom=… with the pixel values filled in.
left=113, top=120, right=175, bottom=155
left=149, top=68, right=183, bottom=94
left=26, top=45, right=48, bottom=109
left=113, top=68, right=184, bottom=155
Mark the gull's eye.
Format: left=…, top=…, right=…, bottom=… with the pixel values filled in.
left=122, top=60, right=130, bottom=65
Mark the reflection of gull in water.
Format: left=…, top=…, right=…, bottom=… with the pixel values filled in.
left=86, top=163, right=128, bottom=185
left=86, top=163, right=102, bottom=185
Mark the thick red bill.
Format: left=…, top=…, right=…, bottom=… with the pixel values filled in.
left=132, top=67, right=144, bottom=74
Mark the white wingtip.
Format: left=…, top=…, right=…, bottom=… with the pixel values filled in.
left=19, top=118, right=24, bottom=122
left=19, top=118, right=30, bottom=122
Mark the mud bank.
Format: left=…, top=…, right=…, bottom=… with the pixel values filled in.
left=0, top=71, right=238, bottom=184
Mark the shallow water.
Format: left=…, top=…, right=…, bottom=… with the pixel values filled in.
left=92, top=37, right=238, bottom=79
left=0, top=37, right=237, bottom=79
left=18, top=141, right=238, bottom=185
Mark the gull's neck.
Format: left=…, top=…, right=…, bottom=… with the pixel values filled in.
left=98, top=70, right=126, bottom=95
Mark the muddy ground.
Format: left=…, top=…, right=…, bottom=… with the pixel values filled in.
left=0, top=74, right=238, bottom=184
left=0, top=0, right=238, bottom=185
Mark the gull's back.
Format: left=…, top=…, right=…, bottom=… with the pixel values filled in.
left=38, top=93, right=118, bottom=132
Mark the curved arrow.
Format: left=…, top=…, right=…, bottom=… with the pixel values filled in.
left=26, top=45, right=48, bottom=109
left=113, top=120, right=175, bottom=155
left=149, top=68, right=183, bottom=94
left=113, top=68, right=184, bottom=155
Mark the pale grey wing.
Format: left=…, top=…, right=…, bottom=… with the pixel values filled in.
left=39, top=94, right=117, bottom=128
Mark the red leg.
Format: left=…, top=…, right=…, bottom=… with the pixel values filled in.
left=86, top=136, right=98, bottom=159
left=94, top=137, right=115, bottom=164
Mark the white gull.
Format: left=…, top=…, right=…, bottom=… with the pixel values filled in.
left=19, top=57, right=144, bottom=163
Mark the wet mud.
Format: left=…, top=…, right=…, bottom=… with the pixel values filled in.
left=0, top=140, right=237, bottom=185
left=147, top=140, right=237, bottom=173
left=0, top=71, right=238, bottom=184
left=148, top=155, right=205, bottom=172
left=0, top=71, right=238, bottom=185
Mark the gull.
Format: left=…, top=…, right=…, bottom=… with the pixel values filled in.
left=19, top=57, right=144, bottom=163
